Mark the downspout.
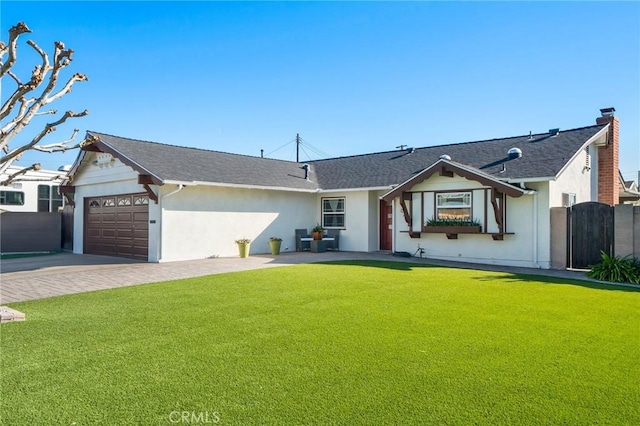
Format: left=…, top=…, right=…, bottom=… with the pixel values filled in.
left=532, top=191, right=540, bottom=268
left=158, top=184, right=185, bottom=262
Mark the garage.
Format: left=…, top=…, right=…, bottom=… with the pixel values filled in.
left=84, top=193, right=149, bottom=260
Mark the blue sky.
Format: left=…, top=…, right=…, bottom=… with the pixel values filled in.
left=2, top=1, right=639, bottom=182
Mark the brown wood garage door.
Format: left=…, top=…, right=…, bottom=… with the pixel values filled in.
left=84, top=193, right=149, bottom=260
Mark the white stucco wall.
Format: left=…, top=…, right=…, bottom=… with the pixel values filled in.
left=160, top=185, right=316, bottom=261
left=549, top=146, right=594, bottom=206
left=70, top=152, right=392, bottom=261
left=317, top=190, right=380, bottom=252
left=527, top=181, right=551, bottom=268
left=392, top=174, right=552, bottom=268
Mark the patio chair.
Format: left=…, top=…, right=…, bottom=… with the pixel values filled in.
left=295, top=229, right=311, bottom=252
left=325, top=229, right=340, bottom=251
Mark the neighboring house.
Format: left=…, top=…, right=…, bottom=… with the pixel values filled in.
left=619, top=172, right=640, bottom=205
left=0, top=165, right=67, bottom=212
left=63, top=108, right=622, bottom=268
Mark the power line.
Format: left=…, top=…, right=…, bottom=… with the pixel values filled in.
left=264, top=138, right=296, bottom=157
left=264, top=134, right=333, bottom=162
left=298, top=136, right=332, bottom=159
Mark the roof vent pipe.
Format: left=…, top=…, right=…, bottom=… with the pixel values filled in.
left=549, top=128, right=560, bottom=137
left=302, top=163, right=310, bottom=181
left=528, top=131, right=533, bottom=140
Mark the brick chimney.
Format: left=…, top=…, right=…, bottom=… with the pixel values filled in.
left=595, top=107, right=619, bottom=206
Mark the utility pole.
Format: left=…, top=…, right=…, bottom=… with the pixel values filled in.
left=296, top=133, right=300, bottom=163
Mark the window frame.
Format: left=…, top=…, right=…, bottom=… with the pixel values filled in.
left=37, top=184, right=64, bottom=212
left=435, top=191, right=473, bottom=221
left=0, top=190, right=25, bottom=206
left=321, top=197, right=346, bottom=229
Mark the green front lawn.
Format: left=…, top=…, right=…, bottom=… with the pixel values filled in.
left=1, top=261, right=638, bottom=424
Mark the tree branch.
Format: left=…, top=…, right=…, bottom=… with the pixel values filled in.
left=0, top=109, right=88, bottom=164
left=0, top=162, right=40, bottom=186
left=0, top=22, right=31, bottom=78
left=33, top=128, right=81, bottom=152
left=1, top=97, right=35, bottom=134
left=1, top=22, right=90, bottom=172
left=6, top=70, right=22, bottom=85
left=0, top=39, right=86, bottom=148
left=0, top=62, right=48, bottom=121
left=45, top=72, right=88, bottom=105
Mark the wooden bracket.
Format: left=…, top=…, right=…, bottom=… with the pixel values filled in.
left=490, top=188, right=505, bottom=234
left=138, top=175, right=158, bottom=204
left=399, top=192, right=412, bottom=228
left=59, top=185, right=75, bottom=207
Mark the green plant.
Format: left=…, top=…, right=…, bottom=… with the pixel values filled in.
left=588, top=251, right=640, bottom=285
left=235, top=238, right=251, bottom=244
left=269, top=237, right=282, bottom=242
left=425, top=217, right=482, bottom=227
left=2, top=262, right=639, bottom=424
left=312, top=223, right=323, bottom=232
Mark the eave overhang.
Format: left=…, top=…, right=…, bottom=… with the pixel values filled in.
left=381, top=158, right=528, bottom=202
left=82, top=137, right=164, bottom=185
left=161, top=180, right=320, bottom=194
left=553, top=124, right=609, bottom=180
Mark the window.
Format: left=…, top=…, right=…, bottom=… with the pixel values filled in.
left=436, top=192, right=471, bottom=220
left=322, top=197, right=345, bottom=229
left=134, top=196, right=149, bottom=205
left=37, top=185, right=64, bottom=212
left=38, top=185, right=50, bottom=212
left=0, top=191, right=24, bottom=205
left=52, top=187, right=63, bottom=211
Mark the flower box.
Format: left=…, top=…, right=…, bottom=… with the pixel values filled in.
left=423, top=225, right=481, bottom=234
left=423, top=225, right=482, bottom=239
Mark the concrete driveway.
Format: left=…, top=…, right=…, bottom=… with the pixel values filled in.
left=0, top=251, right=600, bottom=304
left=0, top=251, right=387, bottom=303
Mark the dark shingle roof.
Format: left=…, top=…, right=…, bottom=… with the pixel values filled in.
left=88, top=132, right=319, bottom=191
left=309, top=125, right=606, bottom=190
left=86, top=124, right=606, bottom=191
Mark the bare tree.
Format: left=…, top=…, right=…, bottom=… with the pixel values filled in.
left=0, top=22, right=95, bottom=185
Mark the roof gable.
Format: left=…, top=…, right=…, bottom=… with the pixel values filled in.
left=381, top=159, right=528, bottom=202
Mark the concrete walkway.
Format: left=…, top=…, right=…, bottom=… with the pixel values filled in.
left=0, top=251, right=626, bottom=304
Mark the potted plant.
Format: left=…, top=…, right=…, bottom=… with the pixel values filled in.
left=269, top=237, right=282, bottom=255
left=312, top=224, right=323, bottom=240
left=235, top=238, right=251, bottom=258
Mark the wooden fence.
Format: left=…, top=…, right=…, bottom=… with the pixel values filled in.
left=551, top=204, right=640, bottom=269
left=0, top=211, right=62, bottom=253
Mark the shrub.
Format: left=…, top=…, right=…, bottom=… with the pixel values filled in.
left=425, top=217, right=482, bottom=227
left=588, top=252, right=640, bottom=285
